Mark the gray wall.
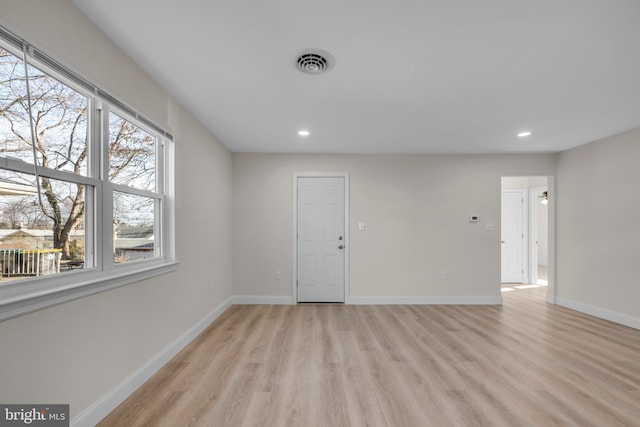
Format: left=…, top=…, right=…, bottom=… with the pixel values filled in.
left=233, top=154, right=556, bottom=299
left=557, top=127, right=640, bottom=320
left=0, top=0, right=233, bottom=419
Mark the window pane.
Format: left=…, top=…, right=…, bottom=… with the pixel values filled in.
left=108, top=112, right=156, bottom=191
left=113, top=192, right=155, bottom=263
left=0, top=170, right=87, bottom=281
left=0, top=47, right=88, bottom=175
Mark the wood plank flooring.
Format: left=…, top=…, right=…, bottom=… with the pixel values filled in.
left=99, top=287, right=640, bottom=426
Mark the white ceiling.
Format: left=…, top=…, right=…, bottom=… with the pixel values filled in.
left=73, top=0, right=640, bottom=154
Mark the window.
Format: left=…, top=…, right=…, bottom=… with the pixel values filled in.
left=0, top=29, right=175, bottom=320
left=108, top=111, right=162, bottom=264
left=0, top=47, right=90, bottom=274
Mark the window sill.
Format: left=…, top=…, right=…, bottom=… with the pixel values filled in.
left=0, top=261, right=179, bottom=321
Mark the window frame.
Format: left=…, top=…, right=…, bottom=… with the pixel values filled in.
left=104, top=105, right=165, bottom=266
left=0, top=30, right=176, bottom=321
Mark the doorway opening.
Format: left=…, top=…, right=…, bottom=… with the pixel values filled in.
left=501, top=176, right=551, bottom=300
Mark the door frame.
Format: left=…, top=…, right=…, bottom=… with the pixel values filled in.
left=292, top=172, right=350, bottom=304
left=500, top=176, right=556, bottom=304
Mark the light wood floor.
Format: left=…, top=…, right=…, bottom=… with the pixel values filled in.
left=99, top=287, right=640, bottom=426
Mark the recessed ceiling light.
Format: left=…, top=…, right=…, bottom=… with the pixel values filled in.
left=298, top=130, right=310, bottom=136
left=517, top=131, right=532, bottom=138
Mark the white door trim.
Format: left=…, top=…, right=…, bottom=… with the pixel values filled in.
left=292, top=172, right=350, bottom=303
left=546, top=177, right=556, bottom=304
left=529, top=186, right=547, bottom=285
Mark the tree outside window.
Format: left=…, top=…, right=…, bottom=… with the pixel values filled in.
left=0, top=46, right=161, bottom=279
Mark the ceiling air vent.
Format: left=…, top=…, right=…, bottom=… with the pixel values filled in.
left=296, top=50, right=334, bottom=75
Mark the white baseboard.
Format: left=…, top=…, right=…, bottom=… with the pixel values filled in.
left=233, top=295, right=503, bottom=305
left=555, top=297, right=640, bottom=330
left=232, top=295, right=294, bottom=305
left=71, top=296, right=233, bottom=427
left=347, top=295, right=503, bottom=305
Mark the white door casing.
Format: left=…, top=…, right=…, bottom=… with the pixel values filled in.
left=501, top=190, right=525, bottom=283
left=295, top=175, right=347, bottom=302
left=529, top=186, right=547, bottom=285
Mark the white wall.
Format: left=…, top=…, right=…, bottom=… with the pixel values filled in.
left=501, top=176, right=529, bottom=189
left=0, top=0, right=232, bottom=421
left=233, top=154, right=556, bottom=301
left=502, top=176, right=548, bottom=189
left=557, top=127, right=640, bottom=324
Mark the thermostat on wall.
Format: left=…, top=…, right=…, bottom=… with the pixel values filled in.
left=469, top=215, right=480, bottom=223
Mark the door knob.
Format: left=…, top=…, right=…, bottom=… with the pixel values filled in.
left=338, top=235, right=343, bottom=240
left=501, top=241, right=505, bottom=244
left=338, top=244, right=344, bottom=250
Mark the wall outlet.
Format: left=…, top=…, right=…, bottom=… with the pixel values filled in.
left=441, top=271, right=448, bottom=280
left=275, top=270, right=281, bottom=280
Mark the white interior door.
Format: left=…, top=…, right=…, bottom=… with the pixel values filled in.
left=501, top=190, right=524, bottom=283
left=297, top=177, right=345, bottom=302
